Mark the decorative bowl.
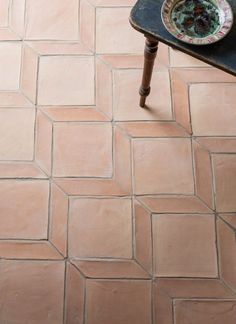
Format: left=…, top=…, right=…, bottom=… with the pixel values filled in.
left=161, top=0, right=234, bottom=45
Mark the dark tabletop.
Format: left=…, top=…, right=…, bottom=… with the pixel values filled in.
left=130, top=0, right=236, bottom=76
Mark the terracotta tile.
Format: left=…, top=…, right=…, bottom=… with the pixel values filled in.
left=55, top=179, right=127, bottom=196
left=196, top=137, right=236, bottom=153
left=193, top=140, right=214, bottom=209
left=26, top=41, right=91, bottom=55
left=0, top=0, right=10, bottom=27
left=9, top=0, right=26, bottom=37
left=117, top=121, right=189, bottom=137
left=53, top=122, right=112, bottom=177
left=72, top=259, right=149, bottom=278
left=35, top=110, right=53, bottom=175
left=0, top=241, right=63, bottom=259
left=40, top=107, right=108, bottom=122
left=139, top=195, right=211, bottom=213
left=152, top=214, right=218, bottom=277
left=133, top=138, right=194, bottom=195
left=0, top=42, right=21, bottom=90
left=80, top=0, right=96, bottom=51
left=38, top=56, right=95, bottom=105
left=220, top=214, right=236, bottom=229
left=217, top=218, right=236, bottom=290
left=86, top=280, right=152, bottom=324
left=213, top=154, right=236, bottom=212
left=96, top=7, right=143, bottom=54
left=0, top=108, right=35, bottom=160
left=0, top=162, right=47, bottom=178
left=50, top=183, right=68, bottom=256
left=21, top=44, right=38, bottom=103
left=69, top=198, right=132, bottom=258
left=25, top=0, right=78, bottom=40
left=89, top=0, right=136, bottom=5
left=0, top=180, right=49, bottom=239
left=0, top=92, right=33, bottom=107
left=113, top=69, right=172, bottom=121
left=0, top=260, right=65, bottom=324
left=65, top=262, right=85, bottom=324
left=0, top=27, right=20, bottom=40
left=174, top=299, right=236, bottom=324
left=170, top=48, right=209, bottom=67
left=134, top=201, right=152, bottom=273
left=190, top=83, right=236, bottom=136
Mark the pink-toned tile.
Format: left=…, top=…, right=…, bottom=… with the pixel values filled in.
left=72, top=259, right=149, bottom=278
left=196, top=137, right=236, bottom=153
left=80, top=0, right=96, bottom=51
left=139, top=195, right=211, bottom=213
left=0, top=0, right=10, bottom=27
left=96, top=7, right=143, bottom=54
left=9, top=0, right=26, bottom=37
left=113, top=69, right=172, bottom=121
left=217, top=218, right=236, bottom=290
left=25, top=0, right=78, bottom=40
left=152, top=214, right=218, bottom=277
left=0, top=92, right=33, bottom=107
left=0, top=180, right=49, bottom=239
left=0, top=162, right=47, bottom=178
left=220, top=214, right=236, bottom=229
left=213, top=154, right=236, bottom=212
left=134, top=201, right=152, bottom=273
left=53, top=122, right=112, bottom=177
left=170, top=48, right=209, bottom=67
left=0, top=108, right=35, bottom=160
left=174, top=299, right=236, bottom=324
left=26, top=41, right=91, bottom=55
left=50, top=183, right=68, bottom=256
left=133, top=138, right=194, bottom=195
left=69, top=198, right=132, bottom=258
left=0, top=260, right=65, bottom=324
left=35, top=110, right=53, bottom=175
left=65, top=262, right=85, bottom=324
left=38, top=56, right=95, bottom=105
left=190, top=83, right=236, bottom=136
left=21, top=44, right=38, bottom=103
left=0, top=42, right=21, bottom=90
left=86, top=280, right=152, bottom=324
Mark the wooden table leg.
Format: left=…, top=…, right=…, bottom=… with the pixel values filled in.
left=139, top=37, right=159, bottom=108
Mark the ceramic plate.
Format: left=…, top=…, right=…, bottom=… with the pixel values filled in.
left=161, top=0, right=233, bottom=45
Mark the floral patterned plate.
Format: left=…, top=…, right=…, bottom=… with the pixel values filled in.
left=161, top=0, right=233, bottom=45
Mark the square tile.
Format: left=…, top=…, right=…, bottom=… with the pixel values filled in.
left=0, top=42, right=21, bottom=90
left=213, top=154, right=236, bottom=212
left=38, top=56, right=95, bottom=105
left=0, top=260, right=64, bottom=324
left=25, top=0, right=79, bottom=40
left=0, top=180, right=49, bottom=239
left=152, top=214, right=218, bottom=277
left=0, top=108, right=35, bottom=160
left=174, top=300, right=236, bottom=324
left=190, top=83, right=236, bottom=136
left=86, top=280, right=152, bottom=324
left=113, top=69, right=172, bottom=121
left=69, top=198, right=132, bottom=258
left=96, top=7, right=143, bottom=53
left=53, top=122, right=112, bottom=177
left=133, top=138, right=194, bottom=194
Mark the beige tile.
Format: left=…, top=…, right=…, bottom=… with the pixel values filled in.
left=0, top=180, right=49, bottom=239
left=0, top=0, right=10, bottom=27
left=213, top=154, right=236, bottom=212
left=174, top=300, right=236, bottom=324
left=69, top=198, right=132, bottom=258
left=190, top=83, right=236, bottom=136
left=38, top=56, right=95, bottom=105
left=113, top=69, right=172, bottom=121
left=96, top=7, right=143, bottom=54
left=0, top=260, right=64, bottom=324
left=9, top=0, right=26, bottom=37
left=86, top=280, right=152, bottom=324
left=25, top=0, right=78, bottom=40
left=153, top=214, right=218, bottom=277
left=0, top=108, right=35, bottom=160
left=0, top=42, right=21, bottom=90
left=170, top=48, right=209, bottom=67
left=53, top=122, right=112, bottom=177
left=133, top=138, right=194, bottom=195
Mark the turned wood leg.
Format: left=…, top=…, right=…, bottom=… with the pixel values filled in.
left=139, top=37, right=159, bottom=108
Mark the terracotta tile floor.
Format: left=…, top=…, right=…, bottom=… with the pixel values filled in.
left=0, top=1, right=236, bottom=323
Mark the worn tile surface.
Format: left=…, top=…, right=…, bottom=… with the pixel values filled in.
left=0, top=0, right=235, bottom=323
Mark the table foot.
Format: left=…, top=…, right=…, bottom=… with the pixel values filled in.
left=139, top=37, right=159, bottom=108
